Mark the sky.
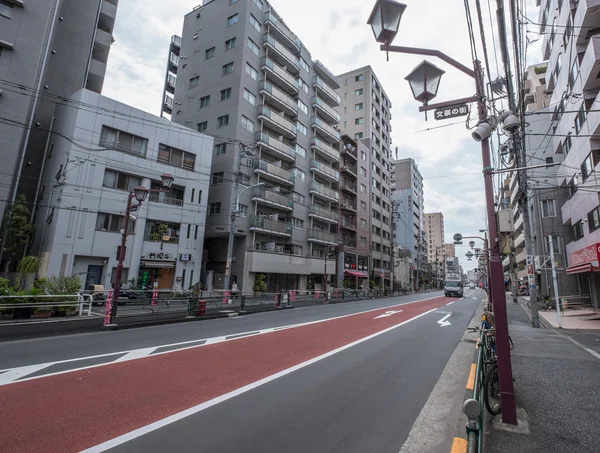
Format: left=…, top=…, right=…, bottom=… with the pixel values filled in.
left=102, top=0, right=543, bottom=270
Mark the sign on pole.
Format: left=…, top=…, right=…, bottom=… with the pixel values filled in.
left=434, top=104, right=469, bottom=120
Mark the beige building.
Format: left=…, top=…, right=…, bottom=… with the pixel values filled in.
left=523, top=63, right=550, bottom=112
left=443, top=243, right=455, bottom=258
left=425, top=213, right=444, bottom=263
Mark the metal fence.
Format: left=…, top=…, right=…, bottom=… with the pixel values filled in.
left=0, top=294, right=94, bottom=319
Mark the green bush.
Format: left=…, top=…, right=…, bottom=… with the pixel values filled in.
left=369, top=279, right=376, bottom=289
left=253, top=273, right=267, bottom=293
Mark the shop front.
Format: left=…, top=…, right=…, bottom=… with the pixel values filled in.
left=342, top=253, right=369, bottom=288
left=139, top=254, right=176, bottom=289
left=565, top=242, right=600, bottom=309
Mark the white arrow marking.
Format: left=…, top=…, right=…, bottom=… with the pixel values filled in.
left=437, top=313, right=452, bottom=327
left=374, top=310, right=403, bottom=319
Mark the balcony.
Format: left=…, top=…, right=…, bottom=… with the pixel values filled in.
left=340, top=199, right=357, bottom=212
left=253, top=159, right=294, bottom=186
left=340, top=180, right=357, bottom=194
left=311, top=96, right=340, bottom=125
left=311, top=116, right=340, bottom=145
left=263, top=34, right=299, bottom=74
left=307, top=228, right=338, bottom=246
left=341, top=217, right=357, bottom=231
left=312, top=76, right=341, bottom=107
left=260, top=80, right=297, bottom=117
left=308, top=204, right=339, bottom=224
left=310, top=137, right=340, bottom=163
left=250, top=216, right=293, bottom=238
left=143, top=234, right=180, bottom=245
left=163, top=94, right=173, bottom=114
left=263, top=11, right=301, bottom=55
left=165, top=73, right=176, bottom=94
left=171, top=35, right=181, bottom=48
left=310, top=159, right=339, bottom=183
left=99, top=0, right=117, bottom=32
left=514, top=231, right=525, bottom=247
left=252, top=187, right=294, bottom=211
left=514, top=214, right=523, bottom=231
left=310, top=181, right=339, bottom=203
left=148, top=193, right=183, bottom=207
left=341, top=161, right=357, bottom=177
left=313, top=60, right=340, bottom=90
left=341, top=142, right=358, bottom=161
left=261, top=56, right=299, bottom=95
left=516, top=250, right=526, bottom=264
left=94, top=28, right=112, bottom=50
left=579, top=36, right=600, bottom=93
left=256, top=131, right=296, bottom=162
left=575, top=0, right=600, bottom=45
left=169, top=52, right=179, bottom=69
left=341, top=236, right=357, bottom=248
left=258, top=105, right=297, bottom=139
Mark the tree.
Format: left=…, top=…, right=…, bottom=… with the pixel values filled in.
left=3, top=195, right=35, bottom=273
left=16, top=255, right=40, bottom=289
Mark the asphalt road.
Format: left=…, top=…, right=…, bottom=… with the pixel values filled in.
left=0, top=289, right=482, bottom=453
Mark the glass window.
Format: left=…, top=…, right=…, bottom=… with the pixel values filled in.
left=573, top=220, right=584, bottom=240
left=197, top=121, right=208, bottom=132
left=298, top=99, right=308, bottom=114
left=0, top=1, right=12, bottom=19
left=211, top=172, right=225, bottom=184
left=360, top=184, right=366, bottom=193
left=248, top=38, right=260, bottom=56
left=292, top=192, right=305, bottom=204
left=189, top=76, right=200, bottom=88
left=227, top=14, right=239, bottom=26
left=561, top=134, right=572, bottom=155
left=215, top=143, right=227, bottom=155
left=292, top=218, right=304, bottom=229
left=245, top=62, right=258, bottom=80
left=238, top=204, right=248, bottom=218
left=588, top=208, right=600, bottom=233
left=249, top=14, right=261, bottom=32
left=355, top=117, right=364, bottom=125
left=355, top=103, right=363, bottom=110
left=355, top=132, right=364, bottom=139
left=292, top=245, right=304, bottom=256
left=225, top=37, right=236, bottom=50
left=569, top=59, right=579, bottom=89
left=355, top=74, right=364, bottom=82
left=243, top=88, right=256, bottom=105
left=241, top=115, right=255, bottom=132
left=361, top=237, right=367, bottom=246
left=230, top=0, right=239, bottom=4
left=298, top=77, right=309, bottom=94
left=360, top=219, right=367, bottom=228
left=217, top=114, right=230, bottom=128
left=295, top=144, right=307, bottom=158
left=157, top=144, right=196, bottom=171
left=292, top=168, right=306, bottom=181
left=99, top=126, right=148, bottom=157
left=209, top=202, right=221, bottom=215
left=299, top=58, right=310, bottom=72
left=297, top=121, right=308, bottom=135
left=222, top=62, right=234, bottom=76
left=361, top=151, right=367, bottom=160
left=355, top=89, right=363, bottom=96
left=220, top=87, right=232, bottom=100
left=581, top=153, right=594, bottom=181
left=361, top=201, right=367, bottom=210
left=199, top=95, right=210, bottom=108
left=205, top=47, right=215, bottom=59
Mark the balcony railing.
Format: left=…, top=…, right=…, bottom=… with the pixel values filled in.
left=341, top=141, right=358, bottom=160
left=169, top=53, right=179, bottom=66
left=256, top=131, right=296, bottom=161
left=310, top=181, right=339, bottom=202
left=163, top=94, right=174, bottom=109
left=341, top=217, right=357, bottom=230
left=258, top=104, right=297, bottom=138
left=143, top=234, right=180, bottom=244
left=171, top=35, right=181, bottom=47
left=250, top=216, right=293, bottom=237
left=263, top=34, right=299, bottom=73
left=342, top=237, right=357, bottom=248
left=308, top=204, right=339, bottom=223
left=149, top=193, right=184, bottom=207
left=310, top=137, right=340, bottom=162
left=261, top=56, right=299, bottom=94
left=312, top=75, right=341, bottom=106
left=310, top=159, right=339, bottom=181
left=340, top=180, right=357, bottom=193
left=340, top=199, right=357, bottom=211
left=311, top=116, right=341, bottom=144
left=311, top=96, right=340, bottom=124
left=263, top=11, right=301, bottom=54
left=252, top=187, right=294, bottom=210
left=307, top=228, right=338, bottom=245
left=341, top=161, right=357, bottom=176
left=253, top=159, right=293, bottom=185
left=313, top=60, right=340, bottom=89
left=260, top=80, right=297, bottom=116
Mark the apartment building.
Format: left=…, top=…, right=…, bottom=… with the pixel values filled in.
left=337, top=66, right=394, bottom=286
left=160, top=34, right=181, bottom=119
left=443, top=243, right=455, bottom=258
left=0, top=0, right=119, bottom=232
left=162, top=0, right=346, bottom=292
left=425, top=212, right=445, bottom=287
left=33, top=89, right=212, bottom=290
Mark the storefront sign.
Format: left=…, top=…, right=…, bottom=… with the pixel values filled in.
left=569, top=243, right=600, bottom=267
left=179, top=253, right=191, bottom=261
left=147, top=252, right=172, bottom=260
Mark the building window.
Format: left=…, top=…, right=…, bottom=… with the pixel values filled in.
left=205, top=47, right=215, bottom=59
left=355, top=117, right=364, bottom=125
left=298, top=77, right=309, bottom=94
left=247, top=38, right=260, bottom=56
left=215, top=143, right=227, bottom=155
left=103, top=170, right=141, bottom=192
left=292, top=245, right=304, bottom=256
left=355, top=74, right=364, bottom=82
left=243, top=88, right=256, bottom=105
left=298, top=99, right=308, bottom=114
left=361, top=201, right=367, bottom=211
left=588, top=207, right=600, bottom=233
left=227, top=13, right=239, bottom=26
left=561, top=134, right=572, bottom=155
left=197, top=121, right=208, bottom=132
left=360, top=184, right=366, bottom=193
left=299, top=57, right=310, bottom=72
left=95, top=213, right=134, bottom=234
left=360, top=166, right=367, bottom=176
left=225, top=37, right=236, bottom=50
left=563, top=14, right=572, bottom=49
left=99, top=126, right=148, bottom=157
left=295, top=144, right=307, bottom=158
left=355, top=133, right=364, bottom=140
left=222, top=62, right=234, bottom=75
left=355, top=103, right=363, bottom=110
left=252, top=0, right=263, bottom=8
left=292, top=217, right=304, bottom=229
left=157, top=144, right=196, bottom=171
left=220, top=87, right=232, bottom=100
left=573, top=220, right=584, bottom=240
left=297, top=121, right=308, bottom=135
left=238, top=204, right=248, bottom=218
left=569, top=59, right=579, bottom=89
left=360, top=219, right=367, bottom=228
left=574, top=104, right=587, bottom=135
left=209, top=202, right=221, bottom=215
left=0, top=0, right=12, bottom=19
left=199, top=95, right=210, bottom=108
left=189, top=76, right=200, bottom=88
left=217, top=114, right=230, bottom=128
left=355, top=89, right=363, bottom=96
left=361, top=237, right=367, bottom=246
left=230, top=0, right=239, bottom=4
left=249, top=14, right=261, bottom=32
left=241, top=115, right=255, bottom=132
left=211, top=172, right=224, bottom=185
left=246, top=62, right=258, bottom=80
left=292, top=168, right=306, bottom=181
left=292, top=192, right=305, bottom=204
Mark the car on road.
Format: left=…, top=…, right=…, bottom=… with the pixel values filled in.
left=444, top=280, right=464, bottom=298
left=469, top=282, right=475, bottom=289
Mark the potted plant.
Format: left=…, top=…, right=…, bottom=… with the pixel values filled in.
left=16, top=255, right=40, bottom=289
left=253, top=273, right=267, bottom=295
left=33, top=306, right=52, bottom=318
left=157, top=223, right=169, bottom=242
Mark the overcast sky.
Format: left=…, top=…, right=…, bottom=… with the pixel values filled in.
left=103, top=0, right=542, bottom=270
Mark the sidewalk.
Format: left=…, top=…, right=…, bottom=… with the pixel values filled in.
left=484, top=297, right=600, bottom=452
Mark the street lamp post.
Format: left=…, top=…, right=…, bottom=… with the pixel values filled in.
left=110, top=173, right=174, bottom=325
left=367, top=0, right=517, bottom=425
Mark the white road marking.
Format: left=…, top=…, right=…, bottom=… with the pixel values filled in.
left=446, top=301, right=455, bottom=305
left=437, top=314, right=452, bottom=327
left=374, top=310, right=403, bottom=319
left=80, top=307, right=440, bottom=453
left=562, top=334, right=600, bottom=360
left=0, top=295, right=444, bottom=386
left=114, top=348, right=157, bottom=363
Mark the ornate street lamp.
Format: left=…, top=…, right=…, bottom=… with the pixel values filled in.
left=367, top=0, right=407, bottom=45
left=405, top=60, right=445, bottom=119
left=133, top=186, right=149, bottom=202
left=160, top=173, right=174, bottom=189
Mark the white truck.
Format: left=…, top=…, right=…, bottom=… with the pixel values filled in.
left=444, top=258, right=463, bottom=297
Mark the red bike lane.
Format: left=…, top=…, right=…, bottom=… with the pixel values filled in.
left=0, top=296, right=451, bottom=453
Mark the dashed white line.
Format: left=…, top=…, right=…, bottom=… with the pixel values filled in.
left=0, top=364, right=53, bottom=384
left=114, top=347, right=157, bottom=363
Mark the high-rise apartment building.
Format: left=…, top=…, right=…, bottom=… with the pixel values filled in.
left=443, top=243, right=455, bottom=258
left=336, top=66, right=394, bottom=286
left=425, top=212, right=444, bottom=287
left=0, top=0, right=119, bottom=230
left=164, top=0, right=346, bottom=292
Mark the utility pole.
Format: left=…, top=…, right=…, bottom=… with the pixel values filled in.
left=496, top=0, right=539, bottom=326
left=548, top=235, right=562, bottom=328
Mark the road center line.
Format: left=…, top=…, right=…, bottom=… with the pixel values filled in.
left=80, top=307, right=440, bottom=453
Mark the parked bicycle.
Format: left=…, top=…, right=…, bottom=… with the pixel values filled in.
left=527, top=295, right=563, bottom=312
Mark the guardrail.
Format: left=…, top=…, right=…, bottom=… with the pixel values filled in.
left=0, top=293, right=94, bottom=319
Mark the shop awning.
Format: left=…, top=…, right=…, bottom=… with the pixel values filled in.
left=566, top=263, right=594, bottom=274
left=140, top=261, right=175, bottom=268
left=344, top=270, right=369, bottom=278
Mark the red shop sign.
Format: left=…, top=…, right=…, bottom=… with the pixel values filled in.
left=569, top=243, right=600, bottom=267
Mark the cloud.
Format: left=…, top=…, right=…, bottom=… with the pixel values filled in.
left=103, top=0, right=542, bottom=270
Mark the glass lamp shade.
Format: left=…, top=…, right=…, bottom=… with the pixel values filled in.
left=367, top=0, right=407, bottom=45
left=405, top=60, right=445, bottom=104
left=161, top=173, right=174, bottom=189
left=133, top=186, right=149, bottom=202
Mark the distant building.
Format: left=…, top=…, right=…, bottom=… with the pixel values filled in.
left=443, top=243, right=456, bottom=258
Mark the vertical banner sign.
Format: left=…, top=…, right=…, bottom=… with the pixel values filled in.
left=103, top=290, right=113, bottom=326
left=526, top=255, right=535, bottom=289
left=151, top=280, right=158, bottom=306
